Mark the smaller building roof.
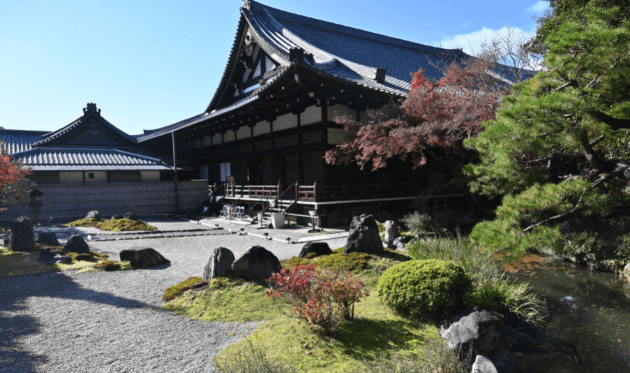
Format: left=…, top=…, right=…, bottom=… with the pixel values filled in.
left=12, top=148, right=173, bottom=172
left=0, top=129, right=50, bottom=155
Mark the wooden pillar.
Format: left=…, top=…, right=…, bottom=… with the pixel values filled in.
left=172, top=131, right=180, bottom=214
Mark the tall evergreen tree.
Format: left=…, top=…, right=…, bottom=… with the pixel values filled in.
left=464, top=0, right=630, bottom=260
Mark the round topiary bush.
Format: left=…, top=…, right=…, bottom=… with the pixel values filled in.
left=377, top=259, right=472, bottom=321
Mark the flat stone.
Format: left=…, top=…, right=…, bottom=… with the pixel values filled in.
left=202, top=247, right=235, bottom=280
left=232, top=245, right=281, bottom=280
left=40, top=247, right=65, bottom=265
left=64, top=235, right=90, bottom=254
left=440, top=306, right=504, bottom=357
left=119, top=247, right=169, bottom=269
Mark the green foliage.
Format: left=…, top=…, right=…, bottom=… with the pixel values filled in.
left=357, top=338, right=466, bottom=373
left=213, top=339, right=299, bottom=373
left=163, top=276, right=205, bottom=302
left=466, top=275, right=549, bottom=327
left=464, top=0, right=630, bottom=261
left=377, top=260, right=472, bottom=321
left=403, top=212, right=434, bottom=235
left=406, top=236, right=499, bottom=283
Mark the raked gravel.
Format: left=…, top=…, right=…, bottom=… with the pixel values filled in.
left=0, top=220, right=348, bottom=373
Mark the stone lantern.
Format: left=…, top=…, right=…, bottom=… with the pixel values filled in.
left=28, top=187, right=44, bottom=225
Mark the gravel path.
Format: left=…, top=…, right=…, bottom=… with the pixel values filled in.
left=0, top=220, right=348, bottom=373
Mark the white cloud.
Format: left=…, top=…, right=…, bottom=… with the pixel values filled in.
left=436, top=26, right=534, bottom=57
left=526, top=1, right=548, bottom=13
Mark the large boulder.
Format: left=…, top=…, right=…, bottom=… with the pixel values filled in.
left=384, top=220, right=400, bottom=244
left=344, top=214, right=384, bottom=254
left=202, top=247, right=235, bottom=280
left=40, top=247, right=71, bottom=265
left=64, top=235, right=90, bottom=254
left=299, top=242, right=332, bottom=258
left=124, top=212, right=137, bottom=220
left=85, top=210, right=102, bottom=221
left=471, top=355, right=498, bottom=373
left=119, top=247, right=170, bottom=269
left=232, top=245, right=281, bottom=280
left=440, top=307, right=504, bottom=359
left=36, top=232, right=60, bottom=246
left=9, top=216, right=35, bottom=252
left=624, top=263, right=630, bottom=283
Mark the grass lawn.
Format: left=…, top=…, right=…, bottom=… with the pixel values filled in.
left=163, top=250, right=439, bottom=373
left=64, top=218, right=157, bottom=231
left=0, top=245, right=130, bottom=279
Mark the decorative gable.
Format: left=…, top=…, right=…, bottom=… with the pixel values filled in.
left=65, top=117, right=123, bottom=146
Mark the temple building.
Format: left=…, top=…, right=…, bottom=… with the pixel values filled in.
left=137, top=0, right=531, bottom=227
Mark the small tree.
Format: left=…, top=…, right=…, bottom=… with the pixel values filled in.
left=324, top=58, right=509, bottom=212
left=0, top=148, right=32, bottom=211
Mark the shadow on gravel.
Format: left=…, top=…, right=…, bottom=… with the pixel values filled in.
left=0, top=271, right=149, bottom=372
left=142, top=262, right=172, bottom=271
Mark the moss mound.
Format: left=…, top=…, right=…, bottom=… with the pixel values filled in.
left=97, top=218, right=157, bottom=231
left=64, top=218, right=157, bottom=231
left=377, top=259, right=472, bottom=321
left=93, top=260, right=122, bottom=271
left=281, top=251, right=371, bottom=271
left=163, top=277, right=207, bottom=302
left=64, top=218, right=100, bottom=228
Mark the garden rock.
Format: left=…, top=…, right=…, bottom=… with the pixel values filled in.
left=85, top=210, right=102, bottom=221
left=232, top=245, right=281, bottom=280
left=124, top=212, right=137, bottom=220
left=64, top=235, right=90, bottom=254
left=392, top=236, right=407, bottom=250
left=471, top=355, right=498, bottom=373
left=110, top=215, right=121, bottom=220
left=119, top=247, right=170, bottom=269
left=40, top=247, right=70, bottom=265
left=440, top=306, right=504, bottom=358
left=36, top=232, right=60, bottom=246
left=202, top=247, right=235, bottom=280
left=9, top=216, right=35, bottom=252
left=299, top=242, right=332, bottom=258
left=384, top=220, right=400, bottom=244
left=624, top=263, right=630, bottom=283
left=344, top=214, right=384, bottom=255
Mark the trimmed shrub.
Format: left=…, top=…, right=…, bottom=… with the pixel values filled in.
left=377, top=259, right=472, bottom=321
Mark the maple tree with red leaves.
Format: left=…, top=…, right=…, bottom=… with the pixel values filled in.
left=0, top=148, right=32, bottom=211
left=324, top=58, right=508, bottom=211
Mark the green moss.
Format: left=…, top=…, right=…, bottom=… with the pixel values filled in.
left=93, top=260, right=121, bottom=271
left=97, top=218, right=157, bottom=232
left=281, top=250, right=411, bottom=274
left=163, top=277, right=206, bottom=302
left=63, top=218, right=100, bottom=228
left=63, top=218, right=157, bottom=231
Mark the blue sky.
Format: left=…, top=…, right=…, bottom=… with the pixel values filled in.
left=0, top=0, right=549, bottom=135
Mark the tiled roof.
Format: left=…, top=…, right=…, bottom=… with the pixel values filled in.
left=0, top=129, right=50, bottom=155
left=140, top=0, right=535, bottom=142
left=33, top=109, right=138, bottom=148
left=12, top=148, right=173, bottom=171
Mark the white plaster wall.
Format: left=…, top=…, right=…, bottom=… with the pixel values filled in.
left=141, top=171, right=161, bottom=181
left=224, top=130, right=236, bottom=143
left=301, top=105, right=322, bottom=125
left=59, top=172, right=83, bottom=184
left=237, top=126, right=251, bottom=140
left=85, top=171, right=107, bottom=183
left=273, top=113, right=298, bottom=131
left=253, top=121, right=271, bottom=136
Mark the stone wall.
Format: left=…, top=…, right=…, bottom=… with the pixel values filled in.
left=0, top=180, right=207, bottom=221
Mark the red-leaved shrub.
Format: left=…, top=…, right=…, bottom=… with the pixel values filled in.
left=266, top=265, right=368, bottom=334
